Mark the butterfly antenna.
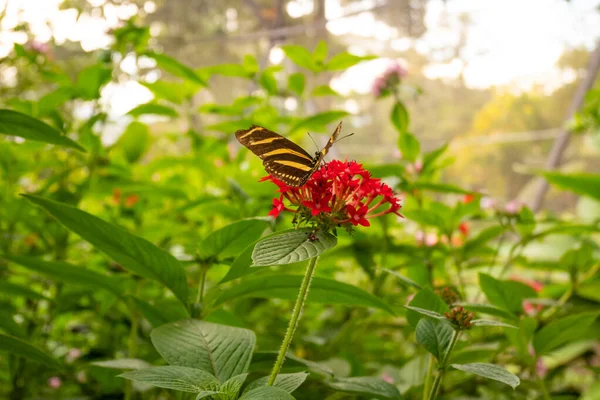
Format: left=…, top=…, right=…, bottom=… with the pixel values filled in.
left=307, top=132, right=320, bottom=152
left=334, top=132, right=355, bottom=144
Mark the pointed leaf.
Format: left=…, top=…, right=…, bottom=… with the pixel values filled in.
left=198, top=218, right=269, bottom=260
left=245, top=372, right=308, bottom=394
left=0, top=109, right=85, bottom=151
left=213, top=274, right=394, bottom=314
left=252, top=228, right=337, bottom=266
left=542, top=171, right=600, bottom=201
left=406, top=287, right=449, bottom=327
left=391, top=102, right=410, bottom=134
left=151, top=319, right=256, bottom=382
left=288, top=73, right=305, bottom=97
left=290, top=111, right=348, bottom=133
left=5, top=255, right=125, bottom=296
left=415, top=319, right=454, bottom=361
left=450, top=363, right=520, bottom=389
left=313, top=41, right=328, bottom=63
left=219, top=241, right=265, bottom=284
left=147, top=52, right=206, bottom=86
left=22, top=195, right=189, bottom=306
left=479, top=273, right=536, bottom=314
left=127, top=103, right=178, bottom=118
left=0, top=281, right=49, bottom=301
left=0, top=334, right=62, bottom=370
left=397, top=132, right=419, bottom=162
left=326, top=53, right=376, bottom=71
left=220, top=373, right=248, bottom=398
left=326, top=376, right=402, bottom=399
left=240, top=386, right=296, bottom=399
left=381, top=268, right=422, bottom=290
left=533, top=311, right=599, bottom=355
left=471, top=320, right=518, bottom=329
left=119, top=366, right=220, bottom=392
left=281, top=45, right=319, bottom=72
left=92, top=358, right=152, bottom=370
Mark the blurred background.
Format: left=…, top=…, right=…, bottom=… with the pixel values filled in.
left=1, top=0, right=599, bottom=210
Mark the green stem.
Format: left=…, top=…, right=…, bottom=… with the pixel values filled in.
left=422, top=355, right=435, bottom=400
left=537, top=374, right=551, bottom=400
left=268, top=256, right=320, bottom=386
left=196, top=264, right=208, bottom=305
left=428, top=330, right=460, bottom=400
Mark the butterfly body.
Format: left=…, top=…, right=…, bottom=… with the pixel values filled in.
left=235, top=122, right=342, bottom=187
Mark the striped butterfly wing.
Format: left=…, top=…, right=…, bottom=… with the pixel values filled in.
left=235, top=125, right=317, bottom=187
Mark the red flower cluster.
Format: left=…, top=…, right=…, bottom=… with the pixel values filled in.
left=262, top=160, right=402, bottom=232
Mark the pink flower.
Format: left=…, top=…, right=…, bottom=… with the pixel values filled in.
left=381, top=372, right=394, bottom=384
left=66, top=348, right=82, bottom=363
left=48, top=377, right=61, bottom=389
left=504, top=200, right=522, bottom=215
left=480, top=196, right=496, bottom=210
left=372, top=61, right=408, bottom=98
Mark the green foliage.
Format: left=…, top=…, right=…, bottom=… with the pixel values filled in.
left=1, top=34, right=599, bottom=400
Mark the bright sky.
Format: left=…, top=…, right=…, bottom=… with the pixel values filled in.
left=1, top=0, right=599, bottom=114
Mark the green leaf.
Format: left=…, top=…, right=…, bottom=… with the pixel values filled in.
left=119, top=366, right=220, bottom=392
left=250, top=352, right=333, bottom=378
left=397, top=132, right=419, bottom=162
left=220, top=373, right=248, bottom=398
left=0, top=310, right=25, bottom=337
left=0, top=281, right=49, bottom=301
left=239, top=386, right=296, bottom=400
left=196, top=390, right=225, bottom=399
left=326, top=376, right=402, bottom=399
left=542, top=171, right=600, bottom=201
left=313, top=40, right=328, bottom=63
left=462, top=226, right=505, bottom=254
left=220, top=241, right=265, bottom=284
left=454, top=303, right=514, bottom=321
left=252, top=228, right=337, bottom=266
left=533, top=311, right=599, bottom=355
left=131, top=297, right=189, bottom=328
left=0, top=334, right=62, bottom=370
left=116, top=121, right=151, bottom=163
left=450, top=363, right=520, bottom=389
left=406, top=287, right=449, bottom=327
left=75, top=64, right=111, bottom=100
left=471, top=320, right=518, bottom=329
left=243, top=55, right=259, bottom=75
left=402, top=209, right=447, bottom=231
left=245, top=372, right=308, bottom=394
left=147, top=52, right=206, bottom=86
left=326, top=53, right=376, bottom=71
left=0, top=109, right=85, bottom=151
left=141, top=81, right=186, bottom=104
left=37, top=87, right=74, bottom=116
left=311, top=85, right=341, bottom=97
left=197, top=218, right=269, bottom=261
left=416, top=319, right=454, bottom=361
left=92, top=358, right=151, bottom=370
left=391, top=102, right=410, bottom=133
left=281, top=45, right=319, bottom=72
left=127, top=103, right=178, bottom=118
left=290, top=111, right=349, bottom=133
left=478, top=273, right=536, bottom=314
left=260, top=70, right=278, bottom=95
left=200, top=63, right=250, bottom=78
left=410, top=182, right=471, bottom=195
left=22, top=195, right=189, bottom=306
left=151, top=319, right=256, bottom=382
left=213, top=274, right=394, bottom=315
left=516, top=206, right=536, bottom=237
left=381, top=268, right=422, bottom=290
left=5, top=255, right=125, bottom=297
left=288, top=73, right=305, bottom=97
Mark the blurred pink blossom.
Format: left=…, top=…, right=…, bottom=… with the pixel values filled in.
left=381, top=372, right=394, bottom=384
left=480, top=196, right=496, bottom=210
left=28, top=41, right=50, bottom=54
left=371, top=60, right=407, bottom=98
left=48, top=377, right=61, bottom=389
left=66, top=348, right=82, bottom=363
left=536, top=358, right=547, bottom=378
left=76, top=371, right=87, bottom=383
left=504, top=200, right=522, bottom=214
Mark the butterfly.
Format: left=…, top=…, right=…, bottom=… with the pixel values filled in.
left=235, top=122, right=343, bottom=187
